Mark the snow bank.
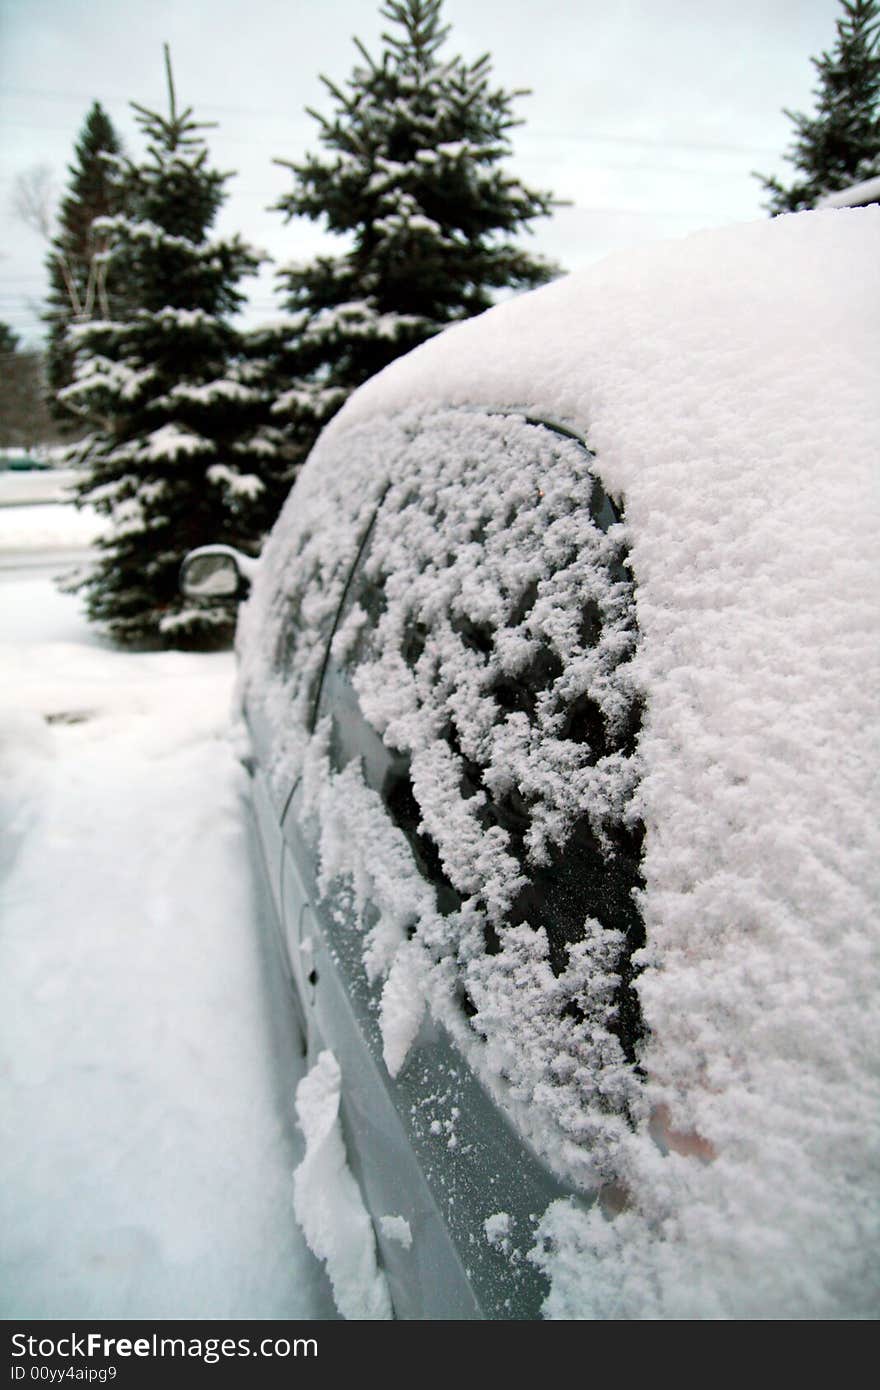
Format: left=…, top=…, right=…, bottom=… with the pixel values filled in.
left=241, top=209, right=879, bottom=1318
left=0, top=501, right=105, bottom=550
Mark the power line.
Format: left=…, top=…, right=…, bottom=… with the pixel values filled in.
left=1, top=86, right=780, bottom=157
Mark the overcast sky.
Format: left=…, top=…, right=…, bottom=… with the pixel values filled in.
left=1, top=0, right=840, bottom=345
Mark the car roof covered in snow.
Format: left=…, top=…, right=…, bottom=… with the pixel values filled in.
left=331, top=207, right=876, bottom=469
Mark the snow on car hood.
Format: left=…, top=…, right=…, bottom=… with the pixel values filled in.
left=242, top=209, right=879, bottom=1317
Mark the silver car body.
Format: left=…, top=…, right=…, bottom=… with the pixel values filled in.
left=229, top=208, right=878, bottom=1320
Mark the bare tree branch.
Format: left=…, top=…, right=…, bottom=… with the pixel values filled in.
left=11, top=164, right=56, bottom=241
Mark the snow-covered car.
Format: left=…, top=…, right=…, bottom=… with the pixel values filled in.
left=183, top=207, right=879, bottom=1319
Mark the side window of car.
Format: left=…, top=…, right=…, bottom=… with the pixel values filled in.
left=272, top=541, right=349, bottom=717
left=262, top=493, right=387, bottom=741
left=316, top=534, right=465, bottom=919
left=311, top=410, right=645, bottom=1065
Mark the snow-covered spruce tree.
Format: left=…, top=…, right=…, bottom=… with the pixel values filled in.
left=756, top=0, right=880, bottom=213
left=230, top=318, right=316, bottom=524
left=44, top=102, right=128, bottom=416
left=64, top=50, right=276, bottom=648
left=271, top=0, right=558, bottom=445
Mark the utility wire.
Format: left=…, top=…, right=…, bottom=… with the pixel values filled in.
left=1, top=87, right=781, bottom=157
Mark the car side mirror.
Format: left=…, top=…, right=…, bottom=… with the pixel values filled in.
left=180, top=545, right=258, bottom=602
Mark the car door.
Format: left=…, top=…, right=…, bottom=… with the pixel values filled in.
left=269, top=407, right=645, bottom=1318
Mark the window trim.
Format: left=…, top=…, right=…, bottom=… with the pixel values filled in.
left=307, top=484, right=390, bottom=736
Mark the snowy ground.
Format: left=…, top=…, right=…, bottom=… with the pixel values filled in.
left=0, top=516, right=338, bottom=1319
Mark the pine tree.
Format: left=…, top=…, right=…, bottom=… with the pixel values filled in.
left=45, top=103, right=128, bottom=414
left=271, top=0, right=558, bottom=446
left=0, top=322, right=19, bottom=356
left=0, top=328, right=59, bottom=449
left=232, top=318, right=324, bottom=514
left=756, top=0, right=880, bottom=213
left=64, top=49, right=277, bottom=648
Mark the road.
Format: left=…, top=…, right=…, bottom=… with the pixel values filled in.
left=0, top=473, right=102, bottom=575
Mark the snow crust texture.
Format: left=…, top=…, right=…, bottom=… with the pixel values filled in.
left=246, top=409, right=645, bottom=1182
left=240, top=209, right=880, bottom=1318
left=293, top=1051, right=392, bottom=1320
